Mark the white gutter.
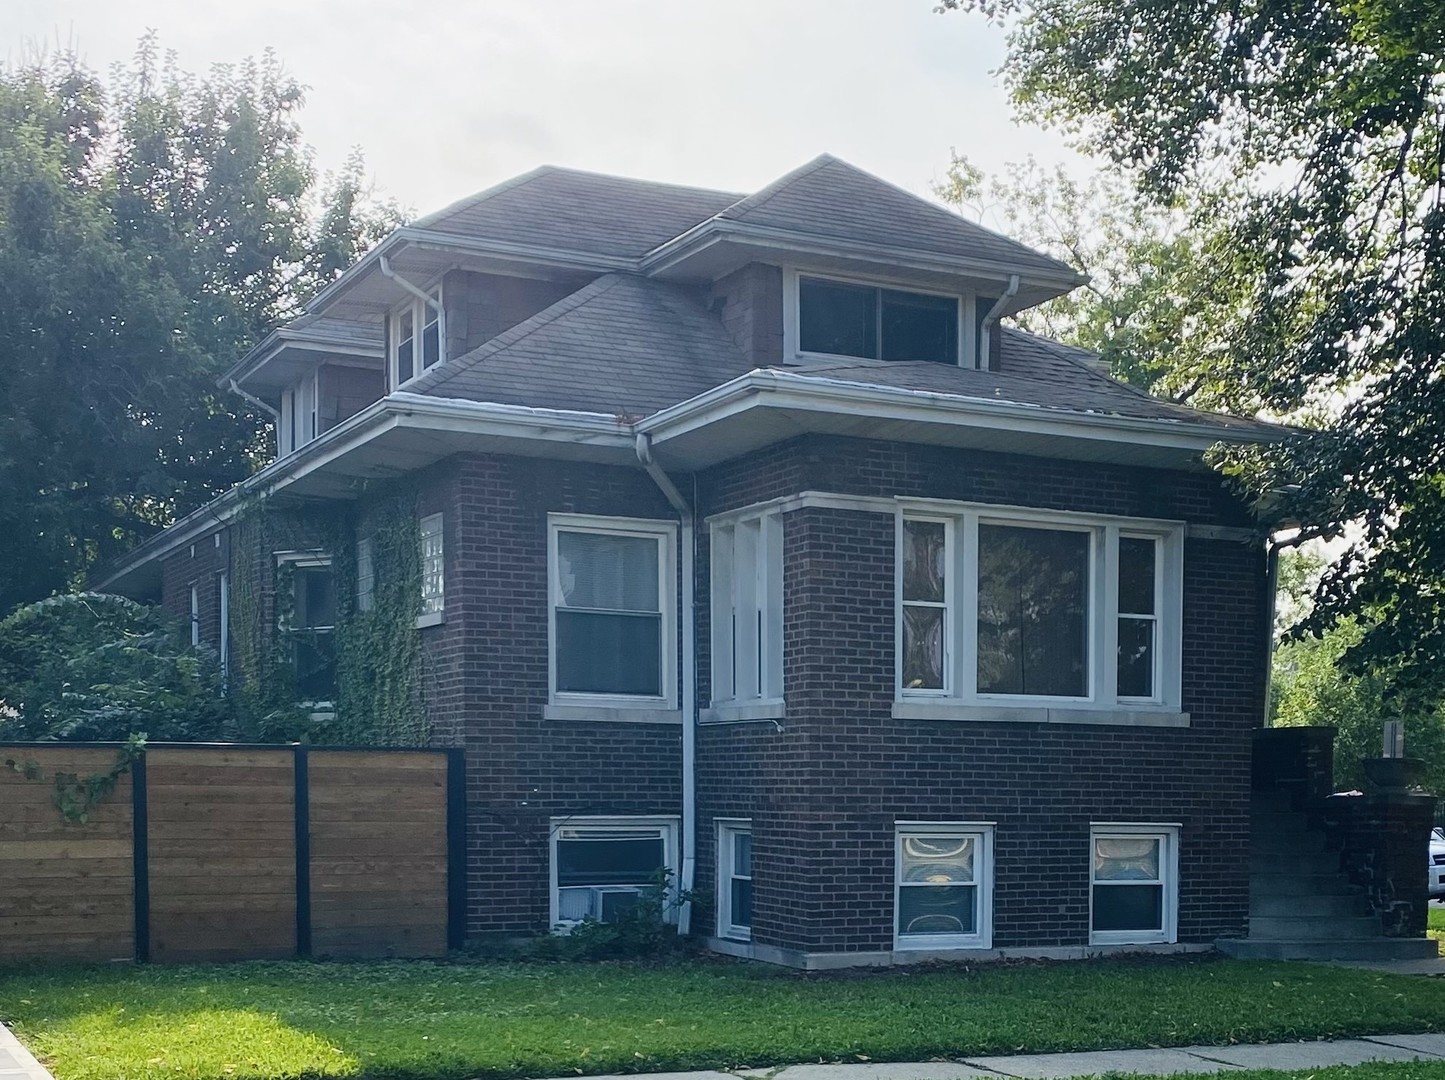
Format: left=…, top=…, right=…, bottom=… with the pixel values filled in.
left=638, top=369, right=1281, bottom=450
left=635, top=432, right=697, bottom=936
left=979, top=274, right=1021, bottom=371
left=227, top=379, right=281, bottom=422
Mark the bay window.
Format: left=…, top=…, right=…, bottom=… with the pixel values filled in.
left=895, top=504, right=1184, bottom=720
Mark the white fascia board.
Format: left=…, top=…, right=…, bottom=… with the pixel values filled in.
left=637, top=369, right=1278, bottom=453
left=642, top=219, right=1088, bottom=292
left=96, top=395, right=634, bottom=590
left=219, top=330, right=383, bottom=390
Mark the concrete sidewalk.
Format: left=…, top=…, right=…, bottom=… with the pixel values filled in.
left=569, top=1033, right=1445, bottom=1080
left=3, top=1027, right=1444, bottom=1080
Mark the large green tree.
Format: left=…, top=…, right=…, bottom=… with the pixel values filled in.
left=0, top=39, right=401, bottom=615
left=940, top=0, right=1445, bottom=705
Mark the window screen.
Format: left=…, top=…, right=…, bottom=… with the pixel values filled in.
left=555, top=530, right=662, bottom=696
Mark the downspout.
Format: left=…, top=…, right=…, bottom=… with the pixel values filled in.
left=635, top=431, right=697, bottom=936
left=227, top=379, right=280, bottom=422
left=979, top=274, right=1021, bottom=370
left=380, top=254, right=446, bottom=365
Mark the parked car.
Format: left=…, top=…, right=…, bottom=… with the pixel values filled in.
left=1430, top=828, right=1445, bottom=900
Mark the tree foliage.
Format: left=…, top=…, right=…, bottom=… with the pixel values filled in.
left=0, top=593, right=229, bottom=742
left=939, top=0, right=1445, bottom=703
left=0, top=39, right=403, bottom=616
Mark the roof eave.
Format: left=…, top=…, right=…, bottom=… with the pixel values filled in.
left=642, top=219, right=1088, bottom=294
left=637, top=369, right=1284, bottom=453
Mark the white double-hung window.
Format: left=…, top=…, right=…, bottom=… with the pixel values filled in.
left=547, top=515, right=678, bottom=721
left=708, top=511, right=783, bottom=719
left=895, top=822, right=994, bottom=950
left=1090, top=824, right=1179, bottom=945
left=896, top=503, right=1184, bottom=721
left=390, top=286, right=443, bottom=388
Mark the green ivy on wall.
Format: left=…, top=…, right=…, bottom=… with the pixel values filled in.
left=226, top=486, right=431, bottom=747
left=332, top=492, right=431, bottom=746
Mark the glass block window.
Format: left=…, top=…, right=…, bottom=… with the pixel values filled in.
left=356, top=536, right=375, bottom=614
left=419, top=514, right=444, bottom=619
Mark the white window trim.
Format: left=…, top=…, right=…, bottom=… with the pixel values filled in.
left=894, top=500, right=1185, bottom=719
left=1089, top=823, right=1180, bottom=946
left=278, top=370, right=320, bottom=456
left=355, top=536, right=375, bottom=614
left=418, top=512, right=445, bottom=628
left=548, top=815, right=680, bottom=930
left=189, top=582, right=200, bottom=647
left=782, top=266, right=977, bottom=368
left=894, top=821, right=995, bottom=951
left=217, top=570, right=230, bottom=684
left=708, top=509, right=784, bottom=713
left=716, top=819, right=753, bottom=942
left=546, top=513, right=679, bottom=720
left=389, top=282, right=445, bottom=389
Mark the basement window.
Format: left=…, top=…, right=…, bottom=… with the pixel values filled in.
left=550, top=817, right=679, bottom=928
left=895, top=823, right=994, bottom=950
left=1090, top=824, right=1179, bottom=946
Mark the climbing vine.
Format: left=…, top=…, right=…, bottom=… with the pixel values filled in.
left=3, top=733, right=147, bottom=824
left=332, top=490, right=431, bottom=746
left=225, top=484, right=430, bottom=747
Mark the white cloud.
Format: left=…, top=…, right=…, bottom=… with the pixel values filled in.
left=4, top=0, right=1089, bottom=214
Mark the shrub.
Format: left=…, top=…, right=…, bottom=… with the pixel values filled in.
left=0, top=593, right=230, bottom=742
left=524, top=869, right=700, bottom=961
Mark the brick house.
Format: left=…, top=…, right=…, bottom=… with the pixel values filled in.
left=101, top=154, right=1289, bottom=967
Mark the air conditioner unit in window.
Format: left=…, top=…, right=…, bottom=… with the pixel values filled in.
left=589, top=887, right=644, bottom=922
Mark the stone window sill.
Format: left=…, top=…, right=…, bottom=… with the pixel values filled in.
left=700, top=699, right=786, bottom=724
left=415, top=611, right=445, bottom=629
left=543, top=704, right=682, bottom=724
left=891, top=700, right=1189, bottom=728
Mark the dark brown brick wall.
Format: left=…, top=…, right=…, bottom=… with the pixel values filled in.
left=160, top=532, right=229, bottom=650
left=693, top=436, right=1265, bottom=955
left=417, top=453, right=684, bottom=934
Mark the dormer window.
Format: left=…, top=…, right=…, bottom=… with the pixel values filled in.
left=787, top=271, right=971, bottom=366
left=391, top=286, right=443, bottom=388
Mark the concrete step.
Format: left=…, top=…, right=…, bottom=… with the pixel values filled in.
left=1252, top=892, right=1369, bottom=918
left=1251, top=871, right=1363, bottom=897
left=1250, top=914, right=1383, bottom=939
left=1250, top=849, right=1342, bottom=876
left=1218, top=936, right=1440, bottom=962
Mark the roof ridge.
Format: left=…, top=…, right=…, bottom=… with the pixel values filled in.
left=715, top=153, right=838, bottom=221
left=407, top=274, right=629, bottom=394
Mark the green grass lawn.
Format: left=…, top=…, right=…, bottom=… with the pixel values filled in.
left=3, top=954, right=1445, bottom=1080
left=1429, top=906, right=1444, bottom=954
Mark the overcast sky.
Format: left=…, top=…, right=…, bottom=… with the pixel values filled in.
left=5, top=0, right=1087, bottom=217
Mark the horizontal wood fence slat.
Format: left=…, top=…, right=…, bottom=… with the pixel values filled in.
left=0, top=744, right=464, bottom=965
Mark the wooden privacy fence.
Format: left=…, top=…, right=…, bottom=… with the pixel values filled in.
left=0, top=743, right=465, bottom=965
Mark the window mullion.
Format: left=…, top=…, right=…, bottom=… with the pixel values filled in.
left=958, top=513, right=979, bottom=699
left=1101, top=525, right=1120, bottom=704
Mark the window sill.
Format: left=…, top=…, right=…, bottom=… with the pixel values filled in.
left=415, top=611, right=445, bottom=629
left=1090, top=932, right=1174, bottom=947
left=543, top=704, right=682, bottom=724
left=891, top=700, right=1189, bottom=728
left=701, top=699, right=786, bottom=724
